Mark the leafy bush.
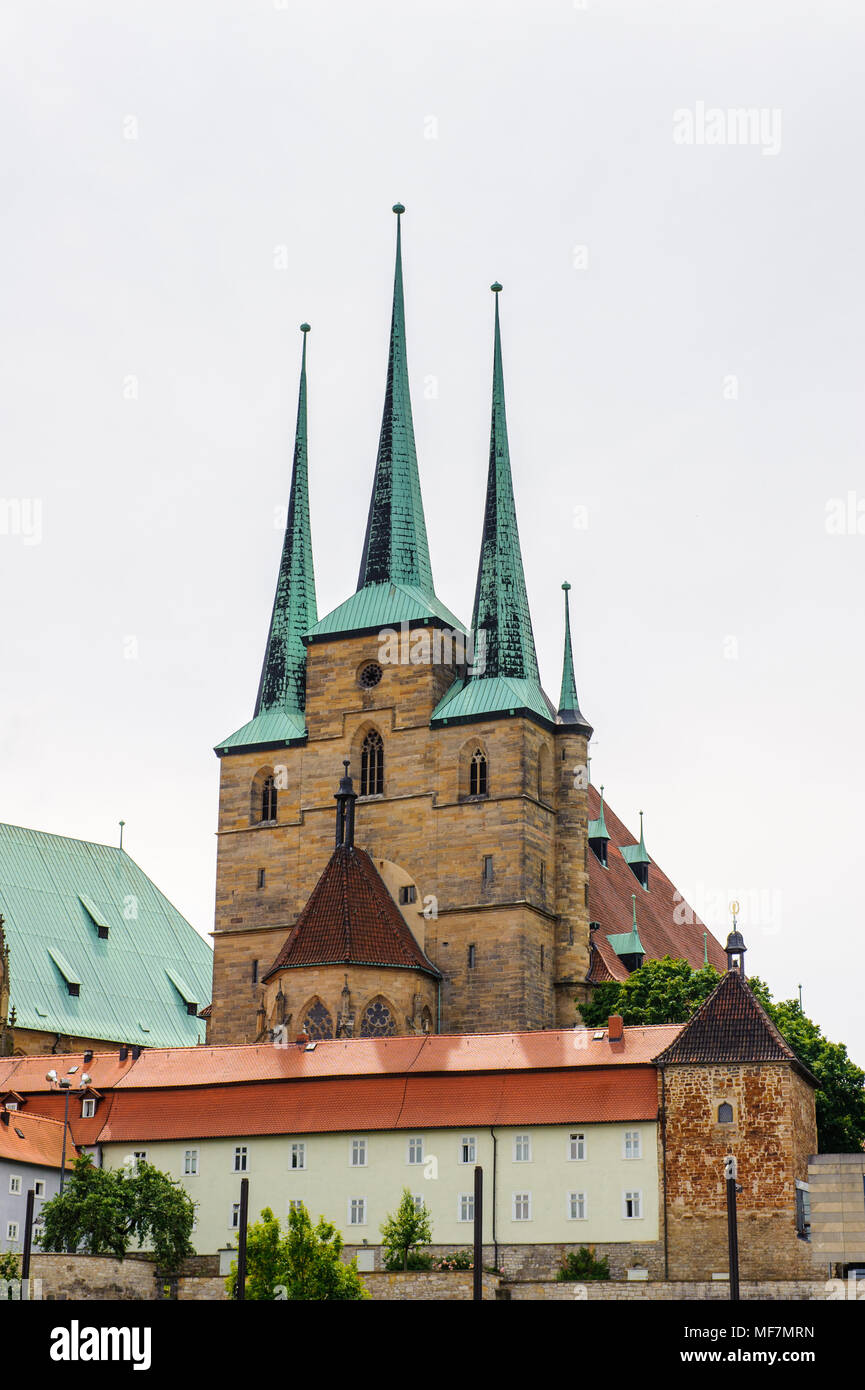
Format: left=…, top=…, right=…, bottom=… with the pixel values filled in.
left=555, top=1246, right=610, bottom=1282
left=382, top=1248, right=432, bottom=1271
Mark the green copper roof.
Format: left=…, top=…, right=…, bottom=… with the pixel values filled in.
left=620, top=811, right=650, bottom=866
left=431, top=674, right=555, bottom=727
left=607, top=894, right=645, bottom=958
left=0, top=823, right=213, bottom=1047
left=557, top=582, right=592, bottom=732
left=308, top=583, right=463, bottom=642
left=588, top=785, right=610, bottom=841
left=217, top=326, right=317, bottom=753
left=432, top=285, right=552, bottom=729
left=357, top=205, right=433, bottom=594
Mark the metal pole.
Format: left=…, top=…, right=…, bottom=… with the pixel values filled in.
left=725, top=1156, right=740, bottom=1302
left=59, top=1087, right=70, bottom=1194
left=21, top=1188, right=35, bottom=1284
left=236, top=1177, right=249, bottom=1300
left=472, top=1165, right=483, bottom=1301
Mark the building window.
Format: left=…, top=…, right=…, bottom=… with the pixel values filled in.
left=360, top=730, right=384, bottom=796
left=482, top=855, right=493, bottom=885
left=350, top=1138, right=367, bottom=1167
left=461, top=1136, right=476, bottom=1164
left=233, top=1146, right=248, bottom=1173
left=34, top=1180, right=45, bottom=1197
left=459, top=1194, right=475, bottom=1222
left=9, top=1176, right=21, bottom=1195
left=290, top=1142, right=306, bottom=1170
left=288, top=1199, right=304, bottom=1214
left=399, top=885, right=417, bottom=904
left=568, top=1132, right=586, bottom=1162
left=184, top=1149, right=199, bottom=1176
left=467, top=944, right=476, bottom=969
left=132, top=1151, right=147, bottom=1168
left=407, top=1136, right=424, bottom=1165
left=514, top=1134, right=531, bottom=1163
left=82, top=1098, right=96, bottom=1118
left=623, top=1190, right=642, bottom=1219
left=512, top=1193, right=531, bottom=1221
left=624, top=1130, right=641, bottom=1160
left=230, top=1204, right=240, bottom=1230
left=568, top=1191, right=587, bottom=1220
left=360, top=997, right=395, bottom=1038
left=470, top=749, right=488, bottom=797
left=6, top=1223, right=19, bottom=1242
left=349, top=1198, right=367, bottom=1226
left=257, top=868, right=266, bottom=890
left=261, top=776, right=277, bottom=823
left=795, top=1183, right=811, bottom=1241
left=718, top=1102, right=734, bottom=1124
left=302, top=999, right=334, bottom=1040
left=411, top=1194, right=424, bottom=1214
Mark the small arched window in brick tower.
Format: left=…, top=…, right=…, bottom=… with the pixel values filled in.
left=469, top=748, right=488, bottom=797
left=360, top=730, right=384, bottom=797
left=718, top=1102, right=734, bottom=1124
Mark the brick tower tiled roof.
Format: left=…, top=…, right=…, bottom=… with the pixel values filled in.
left=263, top=845, right=440, bottom=981
left=653, top=969, right=818, bottom=1084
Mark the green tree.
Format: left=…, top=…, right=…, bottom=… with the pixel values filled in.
left=380, top=1188, right=433, bottom=1272
left=225, top=1204, right=368, bottom=1300
left=39, top=1153, right=195, bottom=1271
left=578, top=957, right=865, bottom=1153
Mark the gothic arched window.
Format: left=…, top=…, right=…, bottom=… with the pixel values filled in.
left=250, top=769, right=278, bottom=826
left=469, top=748, right=488, bottom=798
left=360, top=997, right=396, bottom=1037
left=302, top=999, right=334, bottom=1040
left=360, top=730, right=384, bottom=797
left=718, top=1102, right=734, bottom=1124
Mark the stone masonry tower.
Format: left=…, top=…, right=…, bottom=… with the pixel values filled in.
left=208, top=208, right=594, bottom=1043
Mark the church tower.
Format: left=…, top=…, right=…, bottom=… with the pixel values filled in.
left=207, top=206, right=693, bottom=1045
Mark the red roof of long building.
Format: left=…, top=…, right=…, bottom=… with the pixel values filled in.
left=587, top=786, right=727, bottom=981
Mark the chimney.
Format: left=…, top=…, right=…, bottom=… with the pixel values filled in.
left=608, top=1014, right=624, bottom=1042
left=0, top=1110, right=8, bottom=1127
left=131, top=1045, right=141, bottom=1061
left=83, top=1051, right=93, bottom=1064
left=119, top=1045, right=128, bottom=1062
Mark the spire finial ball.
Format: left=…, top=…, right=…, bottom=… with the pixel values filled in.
left=300, top=323, right=310, bottom=334
left=562, top=580, right=571, bottom=592
left=392, top=203, right=405, bottom=215
left=491, top=281, right=503, bottom=293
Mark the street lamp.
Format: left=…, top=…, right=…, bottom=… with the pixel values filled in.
left=45, top=1068, right=91, bottom=1193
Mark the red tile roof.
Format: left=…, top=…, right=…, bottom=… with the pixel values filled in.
left=0, top=1109, right=74, bottom=1169
left=0, top=1025, right=684, bottom=1095
left=654, top=970, right=818, bottom=1085
left=588, top=786, right=727, bottom=981
left=264, top=845, right=440, bottom=980
left=82, top=1067, right=661, bottom=1142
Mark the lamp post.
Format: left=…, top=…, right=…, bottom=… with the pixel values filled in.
left=45, top=1068, right=91, bottom=1193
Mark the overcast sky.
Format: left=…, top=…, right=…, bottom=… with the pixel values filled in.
left=2, top=0, right=863, bottom=1061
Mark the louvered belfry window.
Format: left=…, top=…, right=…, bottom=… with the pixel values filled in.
left=469, top=748, right=487, bottom=797
left=360, top=730, right=384, bottom=796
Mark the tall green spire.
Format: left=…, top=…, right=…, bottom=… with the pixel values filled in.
left=357, top=203, right=433, bottom=593
left=470, top=283, right=540, bottom=683
left=215, top=325, right=317, bottom=753
left=255, top=323, right=318, bottom=718
left=431, top=283, right=555, bottom=729
left=557, top=580, right=591, bottom=731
